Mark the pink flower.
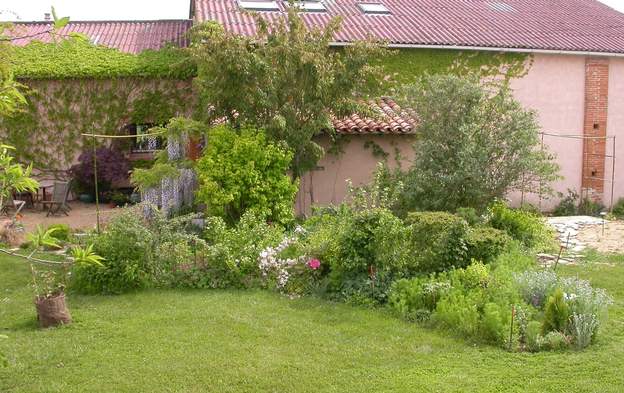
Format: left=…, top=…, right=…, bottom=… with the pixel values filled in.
left=307, top=258, right=321, bottom=270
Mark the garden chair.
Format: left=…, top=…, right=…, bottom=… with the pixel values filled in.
left=0, top=198, right=26, bottom=220
left=41, top=180, right=71, bottom=217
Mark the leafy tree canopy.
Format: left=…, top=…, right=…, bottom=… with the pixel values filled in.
left=396, top=74, right=560, bottom=213
left=188, top=6, right=388, bottom=176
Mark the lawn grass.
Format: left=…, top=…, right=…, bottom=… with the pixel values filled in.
left=1, top=252, right=623, bottom=393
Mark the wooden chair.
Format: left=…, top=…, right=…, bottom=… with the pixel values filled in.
left=41, top=181, right=71, bottom=217
left=0, top=198, right=26, bottom=221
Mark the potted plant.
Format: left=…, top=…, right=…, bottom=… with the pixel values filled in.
left=26, top=226, right=104, bottom=328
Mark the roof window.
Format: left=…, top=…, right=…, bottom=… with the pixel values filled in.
left=358, top=3, right=391, bottom=15
left=291, top=1, right=327, bottom=12
left=238, top=1, right=280, bottom=11
left=488, top=2, right=515, bottom=12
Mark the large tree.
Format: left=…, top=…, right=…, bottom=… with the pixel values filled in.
left=188, top=7, right=387, bottom=176
left=397, top=74, right=560, bottom=212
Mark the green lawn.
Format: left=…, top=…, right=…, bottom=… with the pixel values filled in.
left=1, top=253, right=623, bottom=393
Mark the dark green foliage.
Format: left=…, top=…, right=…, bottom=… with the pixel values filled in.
left=406, top=211, right=470, bottom=273
left=455, top=207, right=482, bottom=226
left=397, top=75, right=559, bottom=212
left=542, top=288, right=570, bottom=334
left=488, top=201, right=554, bottom=250
left=613, top=198, right=624, bottom=219
left=195, top=126, right=299, bottom=225
left=552, top=189, right=579, bottom=216
left=465, top=226, right=512, bottom=264
left=71, top=210, right=155, bottom=294
left=324, top=208, right=411, bottom=305
left=578, top=198, right=605, bottom=217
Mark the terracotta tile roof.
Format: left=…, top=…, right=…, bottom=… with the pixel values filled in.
left=333, top=97, right=417, bottom=134
left=7, top=20, right=192, bottom=53
left=193, top=0, right=624, bottom=54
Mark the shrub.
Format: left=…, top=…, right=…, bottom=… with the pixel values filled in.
left=543, top=331, right=569, bottom=351
left=612, top=198, right=624, bottom=219
left=396, top=75, right=559, bottom=212
left=578, top=198, right=605, bottom=217
left=487, top=201, right=554, bottom=250
left=455, top=207, right=482, bottom=226
left=71, top=209, right=155, bottom=294
left=525, top=321, right=543, bottom=352
left=542, top=288, right=570, bottom=334
left=46, top=224, right=70, bottom=242
left=465, top=226, right=512, bottom=264
left=515, top=270, right=559, bottom=307
left=389, top=277, right=450, bottom=321
left=552, top=189, right=579, bottom=216
left=70, top=145, right=130, bottom=195
left=192, top=211, right=285, bottom=289
left=406, top=211, right=469, bottom=273
left=195, top=125, right=299, bottom=225
left=570, top=313, right=598, bottom=349
left=326, top=208, right=412, bottom=304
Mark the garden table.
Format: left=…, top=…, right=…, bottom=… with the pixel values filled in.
left=37, top=180, right=56, bottom=203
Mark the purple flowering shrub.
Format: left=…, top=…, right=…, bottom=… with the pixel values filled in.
left=70, top=146, right=130, bottom=195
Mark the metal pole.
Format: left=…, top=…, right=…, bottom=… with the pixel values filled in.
left=611, top=135, right=616, bottom=212
left=92, top=134, right=101, bottom=234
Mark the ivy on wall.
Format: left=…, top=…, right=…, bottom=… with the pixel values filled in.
left=0, top=78, right=191, bottom=170
left=10, top=36, right=195, bottom=80
left=378, top=48, right=531, bottom=86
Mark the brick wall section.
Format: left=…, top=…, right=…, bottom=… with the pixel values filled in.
left=582, top=57, right=609, bottom=198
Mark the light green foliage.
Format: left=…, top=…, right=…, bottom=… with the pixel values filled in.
left=1, top=250, right=624, bottom=390
left=71, top=209, right=156, bottom=294
left=26, top=225, right=61, bottom=251
left=346, top=161, right=404, bottom=212
left=0, top=144, right=38, bottom=214
left=389, top=276, right=450, bottom=321
left=45, top=224, right=71, bottom=242
left=542, top=288, right=570, bottom=334
left=406, top=211, right=470, bottom=273
left=11, top=36, right=194, bottom=80
left=189, top=9, right=387, bottom=176
left=465, top=226, right=512, bottom=264
left=525, top=320, right=543, bottom=352
left=379, top=48, right=531, bottom=86
left=398, top=75, right=559, bottom=212
left=70, top=244, right=104, bottom=268
left=488, top=200, right=555, bottom=250
left=0, top=24, right=27, bottom=117
left=195, top=126, right=298, bottom=225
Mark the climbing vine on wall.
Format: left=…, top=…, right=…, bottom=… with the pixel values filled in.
left=0, top=78, right=192, bottom=169
left=10, top=36, right=195, bottom=80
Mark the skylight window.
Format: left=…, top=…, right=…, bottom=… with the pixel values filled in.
left=358, top=3, right=391, bottom=15
left=488, top=2, right=515, bottom=12
left=238, top=1, right=280, bottom=11
left=291, top=1, right=327, bottom=12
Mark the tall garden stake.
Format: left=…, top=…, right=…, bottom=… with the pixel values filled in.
left=92, top=133, right=101, bottom=233
left=508, top=304, right=515, bottom=351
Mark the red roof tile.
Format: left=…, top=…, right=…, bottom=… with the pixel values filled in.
left=333, top=97, right=417, bottom=134
left=193, top=0, right=624, bottom=54
left=7, top=20, right=192, bottom=53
